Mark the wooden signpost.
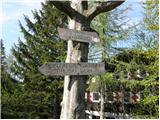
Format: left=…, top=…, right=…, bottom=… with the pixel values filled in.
left=39, top=0, right=125, bottom=119
left=39, top=62, right=105, bottom=76
left=58, top=27, right=100, bottom=43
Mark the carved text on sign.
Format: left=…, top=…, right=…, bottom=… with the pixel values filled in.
left=39, top=62, right=105, bottom=76
left=58, top=27, right=100, bottom=43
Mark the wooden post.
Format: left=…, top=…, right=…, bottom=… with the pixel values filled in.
left=60, top=1, right=75, bottom=118
left=61, top=0, right=88, bottom=119
left=69, top=0, right=88, bottom=118
left=47, top=0, right=125, bottom=119
left=100, top=88, right=105, bottom=119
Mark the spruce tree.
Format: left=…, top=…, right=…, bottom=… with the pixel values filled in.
left=132, top=0, right=158, bottom=50
left=2, top=3, right=67, bottom=119
left=1, top=39, right=16, bottom=94
left=100, top=0, right=159, bottom=117
left=88, top=1, right=158, bottom=118
left=127, top=0, right=159, bottom=118
left=88, top=6, right=131, bottom=61
left=1, top=39, right=21, bottom=118
left=88, top=6, right=131, bottom=119
left=109, top=48, right=158, bottom=118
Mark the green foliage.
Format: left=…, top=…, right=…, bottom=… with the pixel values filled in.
left=1, top=1, right=158, bottom=119
left=110, top=48, right=158, bottom=118
left=1, top=2, right=67, bottom=119
left=133, top=0, right=158, bottom=50
left=89, top=73, right=114, bottom=92
left=127, top=1, right=159, bottom=117
left=144, top=0, right=159, bottom=31
left=2, top=80, right=63, bottom=119
left=1, top=40, right=17, bottom=94
left=88, top=5, right=134, bottom=118
left=89, top=6, right=131, bottom=60
left=88, top=47, right=158, bottom=118
left=139, top=95, right=159, bottom=117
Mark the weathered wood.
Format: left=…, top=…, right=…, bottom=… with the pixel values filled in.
left=87, top=0, right=125, bottom=22
left=39, top=62, right=105, bottom=76
left=49, top=1, right=125, bottom=24
left=48, top=0, right=126, bottom=119
left=58, top=27, right=100, bottom=43
left=60, top=1, right=78, bottom=118
left=48, top=1, right=89, bottom=25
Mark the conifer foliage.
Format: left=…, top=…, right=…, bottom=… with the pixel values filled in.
left=88, top=0, right=158, bottom=118
left=1, top=0, right=158, bottom=119
left=1, top=39, right=16, bottom=94
left=1, top=3, right=67, bottom=119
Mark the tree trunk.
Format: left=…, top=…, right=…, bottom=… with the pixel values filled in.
left=57, top=0, right=124, bottom=118
left=60, top=0, right=88, bottom=119
left=60, top=4, right=75, bottom=118
left=100, top=88, right=105, bottom=119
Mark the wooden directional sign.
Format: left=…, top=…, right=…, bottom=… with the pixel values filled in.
left=58, top=27, right=100, bottom=43
left=39, top=62, right=105, bottom=76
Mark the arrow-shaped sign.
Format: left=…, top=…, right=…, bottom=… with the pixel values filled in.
left=58, top=27, right=100, bottom=43
left=39, top=62, right=105, bottom=76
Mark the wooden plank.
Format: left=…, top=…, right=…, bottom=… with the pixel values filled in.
left=39, top=62, right=105, bottom=76
left=58, top=27, right=100, bottom=43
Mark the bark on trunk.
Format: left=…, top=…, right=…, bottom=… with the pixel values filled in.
left=100, top=88, right=105, bottom=119
left=58, top=0, right=125, bottom=119
left=60, top=12, right=75, bottom=120
left=60, top=0, right=88, bottom=119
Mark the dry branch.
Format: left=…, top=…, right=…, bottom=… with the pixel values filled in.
left=48, top=1, right=88, bottom=25
left=86, top=0, right=125, bottom=22
left=49, top=1, right=125, bottom=26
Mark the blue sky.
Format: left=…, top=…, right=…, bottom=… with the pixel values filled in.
left=1, top=0, right=43, bottom=55
left=1, top=0, right=145, bottom=55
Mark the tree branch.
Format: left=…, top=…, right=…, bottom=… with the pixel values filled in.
left=86, top=0, right=125, bottom=22
left=48, top=1, right=89, bottom=25
left=48, top=1, right=125, bottom=32
left=82, top=1, right=88, bottom=10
